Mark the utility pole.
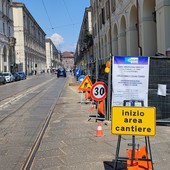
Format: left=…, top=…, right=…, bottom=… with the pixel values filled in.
left=106, top=0, right=112, bottom=121
left=95, top=0, right=101, bottom=82
left=136, top=0, right=142, bottom=56
left=108, top=0, right=113, bottom=57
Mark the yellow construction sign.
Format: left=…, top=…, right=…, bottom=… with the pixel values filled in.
left=111, top=106, right=156, bottom=136
left=78, top=75, right=93, bottom=91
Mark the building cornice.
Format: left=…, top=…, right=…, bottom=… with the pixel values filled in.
left=12, top=2, right=46, bottom=36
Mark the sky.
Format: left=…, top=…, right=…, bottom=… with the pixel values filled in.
left=13, top=0, right=90, bottom=52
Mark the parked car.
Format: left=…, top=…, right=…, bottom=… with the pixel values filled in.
left=57, top=68, right=67, bottom=78
left=12, top=72, right=21, bottom=81
left=0, top=72, right=6, bottom=84
left=66, top=68, right=70, bottom=72
left=16, top=71, right=26, bottom=80
left=3, top=72, right=14, bottom=83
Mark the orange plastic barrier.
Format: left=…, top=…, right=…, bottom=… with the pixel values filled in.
left=126, top=146, right=152, bottom=170
left=98, top=100, right=104, bottom=116
left=85, top=90, right=91, bottom=100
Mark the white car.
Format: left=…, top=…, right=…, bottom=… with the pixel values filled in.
left=3, top=72, right=14, bottom=83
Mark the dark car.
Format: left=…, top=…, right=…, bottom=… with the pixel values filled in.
left=17, top=71, right=27, bottom=80
left=57, top=68, right=66, bottom=78
left=12, top=72, right=21, bottom=81
left=0, top=72, right=6, bottom=84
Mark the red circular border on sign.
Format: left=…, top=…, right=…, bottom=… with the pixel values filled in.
left=90, top=82, right=108, bottom=101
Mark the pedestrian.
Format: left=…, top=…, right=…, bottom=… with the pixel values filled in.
left=31, top=67, right=34, bottom=75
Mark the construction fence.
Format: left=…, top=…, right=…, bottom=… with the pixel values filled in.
left=149, top=56, right=170, bottom=120
left=89, top=56, right=170, bottom=121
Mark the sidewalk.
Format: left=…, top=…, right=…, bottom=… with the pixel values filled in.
left=31, top=76, right=170, bottom=170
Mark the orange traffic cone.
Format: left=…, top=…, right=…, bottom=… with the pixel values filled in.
left=96, top=122, right=104, bottom=137
left=90, top=102, right=95, bottom=112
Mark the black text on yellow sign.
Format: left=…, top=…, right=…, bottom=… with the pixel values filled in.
left=111, top=106, right=156, bottom=136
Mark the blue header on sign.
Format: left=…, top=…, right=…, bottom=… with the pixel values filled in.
left=114, top=56, right=148, bottom=65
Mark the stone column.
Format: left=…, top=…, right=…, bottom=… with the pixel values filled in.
left=0, top=45, right=3, bottom=71
left=156, top=0, right=170, bottom=54
left=118, top=32, right=127, bottom=56
left=126, top=26, right=138, bottom=56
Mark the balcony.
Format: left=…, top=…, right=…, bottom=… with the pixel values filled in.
left=9, top=37, right=16, bottom=47
left=0, top=32, right=8, bottom=44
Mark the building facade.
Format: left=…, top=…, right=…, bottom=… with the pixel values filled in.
left=12, top=2, right=46, bottom=75
left=45, top=38, right=62, bottom=71
left=0, top=0, right=16, bottom=73
left=74, top=7, right=93, bottom=76
left=62, top=51, right=75, bottom=71
left=76, top=0, right=170, bottom=79
left=75, top=0, right=170, bottom=119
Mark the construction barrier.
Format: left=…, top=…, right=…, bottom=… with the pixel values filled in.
left=85, top=90, right=91, bottom=100
left=126, top=146, right=152, bottom=170
left=98, top=100, right=104, bottom=116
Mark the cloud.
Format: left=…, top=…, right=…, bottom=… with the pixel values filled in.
left=49, top=33, right=64, bottom=46
left=48, top=33, right=76, bottom=52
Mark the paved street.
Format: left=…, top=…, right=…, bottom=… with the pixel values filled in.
left=31, top=76, right=170, bottom=170
left=0, top=74, right=67, bottom=170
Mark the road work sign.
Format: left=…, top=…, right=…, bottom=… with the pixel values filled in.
left=111, top=106, right=156, bottom=136
left=78, top=75, right=93, bottom=91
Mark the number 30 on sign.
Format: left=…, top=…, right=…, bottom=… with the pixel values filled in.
left=91, top=82, right=108, bottom=101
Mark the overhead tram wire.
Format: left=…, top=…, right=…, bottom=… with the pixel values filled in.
left=45, top=22, right=81, bottom=30
left=62, top=0, right=76, bottom=42
left=62, top=0, right=74, bottom=25
left=42, top=0, right=55, bottom=34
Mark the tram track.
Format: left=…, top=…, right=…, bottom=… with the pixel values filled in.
left=0, top=78, right=54, bottom=110
left=0, top=76, right=67, bottom=170
left=21, top=79, right=66, bottom=170
left=21, top=92, right=58, bottom=170
left=0, top=78, right=55, bottom=124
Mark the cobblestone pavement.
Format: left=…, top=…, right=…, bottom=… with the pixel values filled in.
left=31, top=77, right=170, bottom=170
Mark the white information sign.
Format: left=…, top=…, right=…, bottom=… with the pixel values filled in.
left=112, top=56, right=149, bottom=106
left=157, top=84, right=166, bottom=96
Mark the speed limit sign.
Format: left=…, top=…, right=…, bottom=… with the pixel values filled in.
left=91, top=82, right=108, bottom=101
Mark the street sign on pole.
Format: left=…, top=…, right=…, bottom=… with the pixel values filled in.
left=78, top=75, right=85, bottom=83
left=91, top=82, right=107, bottom=101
